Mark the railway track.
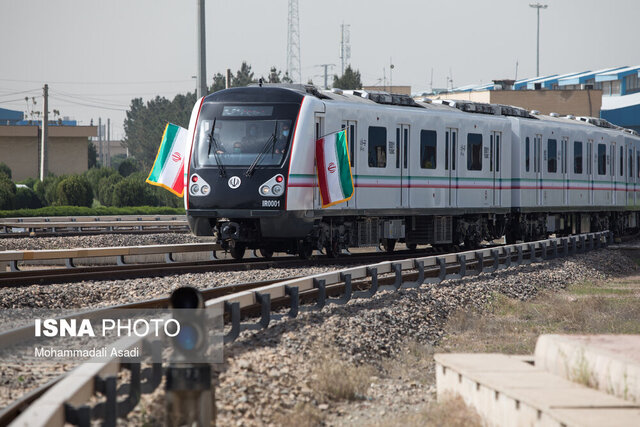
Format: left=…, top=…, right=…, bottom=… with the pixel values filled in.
left=0, top=241, right=475, bottom=287
left=0, top=215, right=189, bottom=238
left=0, top=231, right=613, bottom=426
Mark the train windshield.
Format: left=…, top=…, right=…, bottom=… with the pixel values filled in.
left=195, top=118, right=293, bottom=167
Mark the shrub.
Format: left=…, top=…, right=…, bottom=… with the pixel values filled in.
left=118, top=157, right=140, bottom=177
left=85, top=167, right=118, bottom=198
left=14, top=186, right=42, bottom=209
left=34, top=175, right=66, bottom=206
left=0, top=205, right=184, bottom=218
left=0, top=162, right=12, bottom=180
left=55, top=175, right=94, bottom=207
left=0, top=175, right=16, bottom=210
left=112, top=174, right=158, bottom=207
left=97, top=174, right=123, bottom=206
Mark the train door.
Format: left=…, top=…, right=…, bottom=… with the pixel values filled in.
left=396, top=124, right=410, bottom=208
left=313, top=114, right=324, bottom=208
left=341, top=120, right=357, bottom=208
left=628, top=143, right=633, bottom=206
left=611, top=142, right=616, bottom=204
left=446, top=128, right=458, bottom=207
left=490, top=131, right=502, bottom=206
left=588, top=139, right=594, bottom=204
left=535, top=134, right=542, bottom=205
left=562, top=137, right=569, bottom=204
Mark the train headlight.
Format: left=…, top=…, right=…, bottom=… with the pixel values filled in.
left=189, top=174, right=210, bottom=197
left=258, top=175, right=286, bottom=197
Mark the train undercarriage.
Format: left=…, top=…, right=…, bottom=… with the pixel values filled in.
left=188, top=209, right=636, bottom=260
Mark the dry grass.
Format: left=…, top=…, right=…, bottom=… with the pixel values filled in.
left=310, top=352, right=374, bottom=401
left=376, top=394, right=483, bottom=427
left=438, top=276, right=640, bottom=355
left=275, top=403, right=324, bottom=427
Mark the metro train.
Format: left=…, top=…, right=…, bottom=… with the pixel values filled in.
left=183, top=84, right=640, bottom=259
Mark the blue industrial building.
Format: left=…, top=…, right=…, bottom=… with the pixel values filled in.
left=596, top=65, right=640, bottom=133
left=0, top=107, right=77, bottom=126
left=435, top=65, right=640, bottom=133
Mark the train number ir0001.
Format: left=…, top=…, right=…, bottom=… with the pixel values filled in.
left=261, top=199, right=280, bottom=208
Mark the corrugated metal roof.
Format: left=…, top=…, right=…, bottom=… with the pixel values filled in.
left=526, top=72, right=581, bottom=89
left=557, top=67, right=625, bottom=86
left=596, top=65, right=640, bottom=82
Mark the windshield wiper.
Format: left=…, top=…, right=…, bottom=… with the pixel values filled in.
left=245, top=122, right=279, bottom=177
left=207, top=118, right=226, bottom=177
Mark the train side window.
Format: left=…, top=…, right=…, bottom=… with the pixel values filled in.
left=525, top=137, right=531, bottom=172
left=349, top=124, right=356, bottom=167
left=420, top=130, right=437, bottom=169
left=620, top=146, right=624, bottom=177
left=547, top=139, right=557, bottom=173
left=598, top=144, right=606, bottom=175
left=629, top=148, right=633, bottom=178
left=637, top=151, right=640, bottom=178
left=368, top=126, right=387, bottom=168
left=574, top=141, right=583, bottom=174
left=467, top=133, right=483, bottom=171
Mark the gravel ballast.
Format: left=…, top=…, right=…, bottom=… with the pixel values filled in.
left=1, top=247, right=636, bottom=424
left=0, top=232, right=199, bottom=252
left=210, top=249, right=635, bottom=426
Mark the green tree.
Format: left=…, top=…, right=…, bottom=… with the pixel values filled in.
left=266, top=67, right=282, bottom=83
left=0, top=162, right=11, bottom=180
left=232, top=61, right=255, bottom=87
left=333, top=65, right=362, bottom=90
left=210, top=73, right=226, bottom=92
left=122, top=92, right=197, bottom=170
left=88, top=140, right=98, bottom=169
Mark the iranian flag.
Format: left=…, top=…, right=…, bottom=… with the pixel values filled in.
left=315, top=129, right=354, bottom=208
left=146, top=123, right=188, bottom=197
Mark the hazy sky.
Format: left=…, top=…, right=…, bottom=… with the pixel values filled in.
left=1, top=0, right=639, bottom=140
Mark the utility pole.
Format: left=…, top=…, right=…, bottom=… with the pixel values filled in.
left=316, top=64, right=335, bottom=89
left=530, top=3, right=548, bottom=77
left=98, top=117, right=103, bottom=166
left=389, top=59, right=394, bottom=93
left=197, top=0, right=207, bottom=98
left=107, top=118, right=111, bottom=168
left=39, top=84, right=48, bottom=180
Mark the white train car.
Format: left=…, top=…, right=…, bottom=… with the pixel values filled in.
left=184, top=85, right=640, bottom=259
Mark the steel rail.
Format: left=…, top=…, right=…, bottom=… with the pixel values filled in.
left=0, top=246, right=456, bottom=287
left=0, top=215, right=188, bottom=237
left=4, top=231, right=613, bottom=427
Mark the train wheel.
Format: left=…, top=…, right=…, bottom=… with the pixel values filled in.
left=406, top=243, right=417, bottom=251
left=298, top=243, right=313, bottom=260
left=382, top=238, right=396, bottom=253
left=230, top=243, right=246, bottom=260
left=325, top=239, right=341, bottom=258
left=259, top=249, right=274, bottom=260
